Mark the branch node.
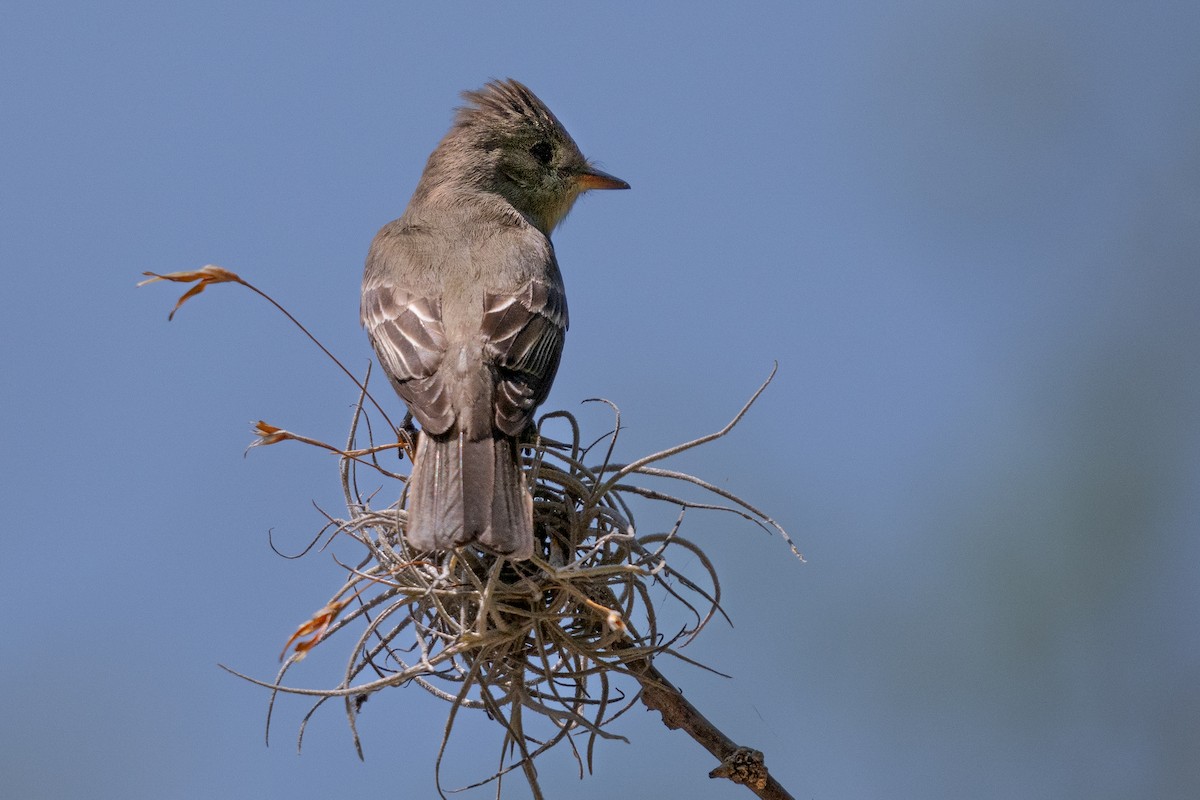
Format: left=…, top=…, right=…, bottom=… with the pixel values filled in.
left=709, top=747, right=768, bottom=791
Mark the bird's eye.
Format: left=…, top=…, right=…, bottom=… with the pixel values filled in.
left=529, top=141, right=554, bottom=165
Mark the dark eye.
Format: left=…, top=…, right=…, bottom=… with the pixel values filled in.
left=529, top=141, right=554, bottom=165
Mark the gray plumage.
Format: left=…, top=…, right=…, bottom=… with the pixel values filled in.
left=362, top=79, right=628, bottom=560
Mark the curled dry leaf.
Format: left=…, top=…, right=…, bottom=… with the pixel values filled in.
left=138, top=264, right=244, bottom=320
left=250, top=420, right=292, bottom=448
left=279, top=596, right=354, bottom=662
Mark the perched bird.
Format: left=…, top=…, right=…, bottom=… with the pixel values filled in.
left=361, top=79, right=628, bottom=560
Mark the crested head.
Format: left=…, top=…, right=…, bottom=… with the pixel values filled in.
left=411, top=79, right=628, bottom=236
left=453, top=79, right=570, bottom=146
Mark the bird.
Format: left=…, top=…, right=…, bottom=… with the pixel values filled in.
left=360, top=79, right=628, bottom=560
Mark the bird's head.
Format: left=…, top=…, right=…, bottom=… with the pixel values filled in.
left=437, top=79, right=628, bottom=235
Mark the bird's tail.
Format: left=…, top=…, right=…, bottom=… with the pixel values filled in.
left=404, top=432, right=534, bottom=560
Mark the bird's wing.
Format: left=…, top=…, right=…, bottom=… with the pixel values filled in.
left=482, top=277, right=568, bottom=437
left=360, top=284, right=454, bottom=434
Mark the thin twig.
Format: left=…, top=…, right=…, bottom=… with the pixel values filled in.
left=634, top=659, right=795, bottom=799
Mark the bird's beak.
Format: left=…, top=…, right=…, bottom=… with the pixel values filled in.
left=576, top=166, right=630, bottom=191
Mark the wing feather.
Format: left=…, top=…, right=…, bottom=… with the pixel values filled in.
left=482, top=278, right=568, bottom=436
left=361, top=285, right=453, bottom=434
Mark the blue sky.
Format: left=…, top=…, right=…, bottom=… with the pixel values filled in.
left=3, top=2, right=1199, bottom=798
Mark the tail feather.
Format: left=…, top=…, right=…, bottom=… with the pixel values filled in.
left=478, top=438, right=534, bottom=560
left=404, top=432, right=534, bottom=559
left=404, top=433, right=465, bottom=550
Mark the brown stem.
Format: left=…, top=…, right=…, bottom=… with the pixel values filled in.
left=634, top=660, right=795, bottom=800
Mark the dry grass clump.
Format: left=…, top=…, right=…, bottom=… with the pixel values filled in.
left=228, top=369, right=794, bottom=797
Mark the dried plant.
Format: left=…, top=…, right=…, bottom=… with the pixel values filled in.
left=144, top=266, right=801, bottom=799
